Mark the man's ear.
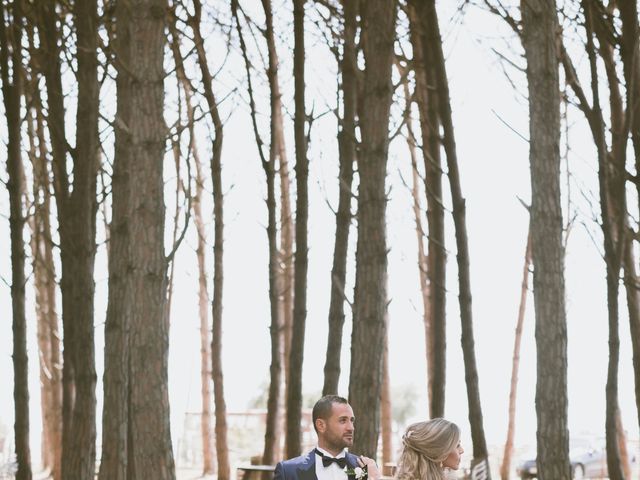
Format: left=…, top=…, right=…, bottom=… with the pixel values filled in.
left=315, top=418, right=326, bottom=433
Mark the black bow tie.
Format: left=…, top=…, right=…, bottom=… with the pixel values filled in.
left=315, top=449, right=347, bottom=468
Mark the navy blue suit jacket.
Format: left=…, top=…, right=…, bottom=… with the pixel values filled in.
left=273, top=450, right=360, bottom=480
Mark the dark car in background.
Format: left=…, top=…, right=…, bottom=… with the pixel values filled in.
left=516, top=438, right=608, bottom=479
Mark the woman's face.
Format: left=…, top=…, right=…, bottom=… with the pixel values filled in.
left=442, top=441, right=464, bottom=470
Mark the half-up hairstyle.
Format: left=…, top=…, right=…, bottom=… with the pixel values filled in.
left=394, top=419, right=460, bottom=480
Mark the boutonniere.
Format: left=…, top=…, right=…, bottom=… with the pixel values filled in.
left=344, top=465, right=367, bottom=480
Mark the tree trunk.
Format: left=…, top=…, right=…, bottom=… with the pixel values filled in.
left=500, top=231, right=531, bottom=480
left=167, top=10, right=216, bottom=474
left=37, top=1, right=74, bottom=473
left=618, top=0, right=640, bottom=441
left=263, top=11, right=284, bottom=468
left=521, top=2, right=571, bottom=478
left=402, top=66, right=433, bottom=414
left=623, top=234, right=640, bottom=472
left=380, top=330, right=392, bottom=466
left=618, top=0, right=640, bottom=201
left=209, top=138, right=229, bottom=479
left=583, top=5, right=625, bottom=478
left=322, top=0, right=358, bottom=396
left=24, top=36, right=63, bottom=477
left=410, top=151, right=433, bottom=410
left=165, top=139, right=183, bottom=326
left=99, top=0, right=175, bottom=477
left=258, top=0, right=292, bottom=460
left=407, top=0, right=446, bottom=418
left=261, top=115, right=283, bottom=469
left=37, top=0, right=100, bottom=475
left=169, top=57, right=215, bottom=476
left=561, top=5, right=626, bottom=477
left=194, top=151, right=216, bottom=476
left=349, top=0, right=397, bottom=459
left=421, top=2, right=490, bottom=473
left=0, top=2, right=31, bottom=478
left=275, top=21, right=294, bottom=461
left=615, top=409, right=632, bottom=480
left=68, top=1, right=100, bottom=474
left=278, top=88, right=295, bottom=439
left=25, top=79, right=63, bottom=480
left=286, top=0, right=308, bottom=459
left=232, top=0, right=283, bottom=468
left=188, top=3, right=231, bottom=477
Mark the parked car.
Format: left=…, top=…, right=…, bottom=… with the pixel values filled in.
left=516, top=438, right=607, bottom=479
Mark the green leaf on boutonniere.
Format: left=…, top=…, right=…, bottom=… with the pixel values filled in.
left=343, top=465, right=367, bottom=480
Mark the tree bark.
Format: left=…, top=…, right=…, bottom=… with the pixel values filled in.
left=99, top=0, right=175, bottom=477
left=0, top=1, right=31, bottom=478
left=521, top=1, right=571, bottom=478
left=349, top=0, right=397, bottom=459
left=407, top=0, right=446, bottom=418
left=380, top=330, right=392, bottom=466
left=615, top=409, right=632, bottom=480
left=286, top=0, right=309, bottom=459
left=500, top=231, right=531, bottom=480
left=322, top=0, right=358, bottom=396
left=68, top=1, right=100, bottom=474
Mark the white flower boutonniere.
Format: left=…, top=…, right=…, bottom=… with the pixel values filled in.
left=344, top=465, right=368, bottom=480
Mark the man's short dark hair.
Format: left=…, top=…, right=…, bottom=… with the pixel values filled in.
left=312, top=395, right=349, bottom=432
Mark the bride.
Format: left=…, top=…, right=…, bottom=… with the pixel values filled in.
left=394, top=418, right=464, bottom=480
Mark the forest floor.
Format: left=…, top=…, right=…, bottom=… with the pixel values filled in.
left=25, top=467, right=216, bottom=479
left=176, top=468, right=216, bottom=479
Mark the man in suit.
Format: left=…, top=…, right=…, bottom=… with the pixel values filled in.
left=273, top=395, right=380, bottom=480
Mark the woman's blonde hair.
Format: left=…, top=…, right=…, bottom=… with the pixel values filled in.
left=394, top=418, right=460, bottom=480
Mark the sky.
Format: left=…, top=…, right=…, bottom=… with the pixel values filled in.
left=1, top=0, right=639, bottom=473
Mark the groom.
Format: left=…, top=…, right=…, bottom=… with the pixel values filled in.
left=273, top=395, right=380, bottom=480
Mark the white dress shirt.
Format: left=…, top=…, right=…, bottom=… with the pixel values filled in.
left=315, top=447, right=349, bottom=480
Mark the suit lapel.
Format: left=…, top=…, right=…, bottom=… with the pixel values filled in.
left=345, top=453, right=358, bottom=469
left=296, top=451, right=319, bottom=480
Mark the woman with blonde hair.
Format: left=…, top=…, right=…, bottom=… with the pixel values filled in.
left=394, top=418, right=464, bottom=480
